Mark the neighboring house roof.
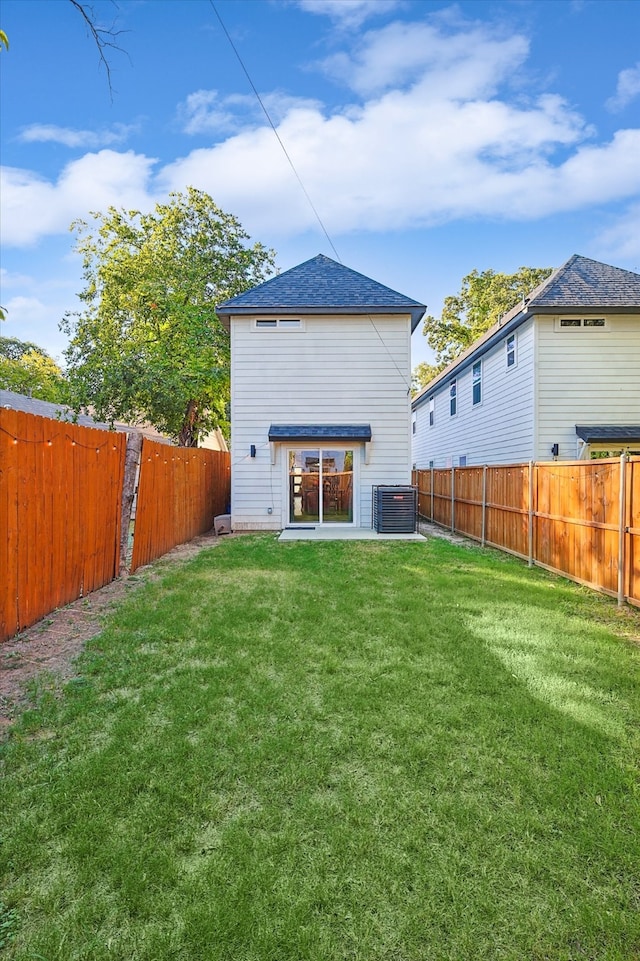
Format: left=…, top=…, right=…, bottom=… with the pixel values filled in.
left=217, top=254, right=426, bottom=332
left=576, top=425, right=640, bottom=443
left=413, top=255, right=640, bottom=409
left=268, top=424, right=372, bottom=442
left=0, top=390, right=173, bottom=444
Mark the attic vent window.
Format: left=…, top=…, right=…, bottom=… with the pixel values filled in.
left=557, top=318, right=607, bottom=330
left=255, top=319, right=303, bottom=330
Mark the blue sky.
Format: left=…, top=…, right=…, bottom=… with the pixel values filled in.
left=1, top=0, right=639, bottom=371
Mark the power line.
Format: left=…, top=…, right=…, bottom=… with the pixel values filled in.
left=210, top=1, right=342, bottom=263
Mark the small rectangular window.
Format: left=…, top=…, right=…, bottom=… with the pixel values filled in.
left=428, top=396, right=434, bottom=426
left=556, top=317, right=607, bottom=331
left=412, top=411, right=417, bottom=435
left=449, top=378, right=457, bottom=417
left=255, top=318, right=303, bottom=330
left=459, top=455, right=467, bottom=467
left=472, top=360, right=482, bottom=406
left=506, top=333, right=516, bottom=368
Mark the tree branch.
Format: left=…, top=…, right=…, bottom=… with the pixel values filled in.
left=68, top=0, right=128, bottom=101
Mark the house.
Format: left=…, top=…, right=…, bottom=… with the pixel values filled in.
left=0, top=390, right=228, bottom=451
left=411, top=255, right=640, bottom=467
left=216, top=254, right=425, bottom=530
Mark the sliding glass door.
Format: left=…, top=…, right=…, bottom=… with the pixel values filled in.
left=288, top=449, right=354, bottom=525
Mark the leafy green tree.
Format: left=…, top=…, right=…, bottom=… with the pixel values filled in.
left=411, top=361, right=445, bottom=395
left=62, top=188, right=275, bottom=446
left=423, top=266, right=553, bottom=368
left=0, top=336, right=68, bottom=402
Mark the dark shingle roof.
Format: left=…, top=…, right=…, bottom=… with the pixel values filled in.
left=530, top=255, right=640, bottom=310
left=576, top=425, right=640, bottom=443
left=268, top=424, right=372, bottom=442
left=217, top=254, right=426, bottom=331
left=413, top=254, right=640, bottom=409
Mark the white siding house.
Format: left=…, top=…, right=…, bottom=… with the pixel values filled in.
left=217, top=255, right=425, bottom=531
left=412, top=256, right=640, bottom=466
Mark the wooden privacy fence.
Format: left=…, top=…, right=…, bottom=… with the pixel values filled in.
left=1, top=410, right=231, bottom=642
left=413, top=457, right=640, bottom=608
left=130, top=439, right=230, bottom=572
left=1, top=409, right=126, bottom=642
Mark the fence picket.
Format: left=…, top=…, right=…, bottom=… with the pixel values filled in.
left=1, top=409, right=231, bottom=642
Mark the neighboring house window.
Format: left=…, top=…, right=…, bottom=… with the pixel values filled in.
left=459, top=455, right=467, bottom=467
left=412, top=411, right=417, bottom=435
left=472, top=361, right=482, bottom=406
left=506, top=333, right=516, bottom=368
left=449, top=379, right=457, bottom=416
left=429, top=396, right=434, bottom=426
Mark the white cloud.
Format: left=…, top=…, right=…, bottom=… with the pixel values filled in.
left=177, top=89, right=321, bottom=135
left=158, top=83, right=623, bottom=238
left=606, top=62, right=640, bottom=112
left=318, top=19, right=530, bottom=97
left=0, top=267, right=34, bottom=288
left=297, top=0, right=403, bottom=28
left=595, top=203, right=640, bottom=262
left=18, top=123, right=136, bottom=148
left=2, top=19, right=639, bottom=249
left=1, top=151, right=157, bottom=246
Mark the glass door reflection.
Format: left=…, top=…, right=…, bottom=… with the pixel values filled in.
left=288, top=448, right=353, bottom=525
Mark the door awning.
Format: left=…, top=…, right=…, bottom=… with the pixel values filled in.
left=575, top=425, right=640, bottom=443
left=268, top=424, right=372, bottom=443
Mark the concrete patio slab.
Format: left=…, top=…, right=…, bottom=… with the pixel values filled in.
left=278, top=528, right=425, bottom=542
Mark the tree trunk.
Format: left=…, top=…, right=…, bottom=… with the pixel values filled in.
left=119, top=431, right=143, bottom=574
left=178, top=399, right=199, bottom=447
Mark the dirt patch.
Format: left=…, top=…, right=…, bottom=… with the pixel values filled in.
left=0, top=529, right=244, bottom=738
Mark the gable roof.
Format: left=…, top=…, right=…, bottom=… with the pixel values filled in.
left=413, top=255, right=640, bottom=409
left=217, top=254, right=426, bottom=331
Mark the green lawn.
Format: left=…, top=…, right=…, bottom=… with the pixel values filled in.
left=2, top=535, right=639, bottom=961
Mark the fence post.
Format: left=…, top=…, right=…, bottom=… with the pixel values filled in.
left=481, top=465, right=487, bottom=547
left=430, top=466, right=434, bottom=521
left=618, top=452, right=628, bottom=607
left=528, top=460, right=534, bottom=568
left=451, top=465, right=455, bottom=533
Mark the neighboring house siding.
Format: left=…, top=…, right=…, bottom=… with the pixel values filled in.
left=231, top=314, right=412, bottom=529
left=535, top=313, right=640, bottom=459
left=412, top=319, right=535, bottom=466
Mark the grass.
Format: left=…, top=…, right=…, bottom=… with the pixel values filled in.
left=1, top=534, right=639, bottom=961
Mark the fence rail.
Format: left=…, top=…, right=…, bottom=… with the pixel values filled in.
left=1, top=410, right=231, bottom=642
left=413, top=457, right=640, bottom=608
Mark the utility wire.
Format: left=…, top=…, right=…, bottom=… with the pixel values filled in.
left=210, top=1, right=341, bottom=263
left=210, top=2, right=413, bottom=394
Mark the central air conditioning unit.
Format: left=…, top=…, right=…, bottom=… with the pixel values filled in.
left=372, top=485, right=417, bottom=533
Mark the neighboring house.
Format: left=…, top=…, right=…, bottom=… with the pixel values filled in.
left=0, top=390, right=228, bottom=451
left=412, top=255, right=640, bottom=466
left=217, top=254, right=425, bottom=530
left=0, top=390, right=173, bottom=444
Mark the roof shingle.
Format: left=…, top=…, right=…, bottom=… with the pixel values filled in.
left=217, top=254, right=426, bottom=330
